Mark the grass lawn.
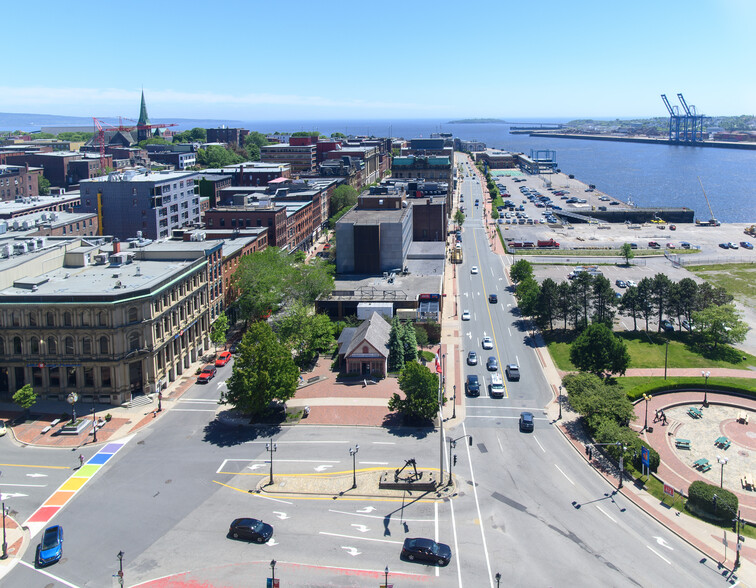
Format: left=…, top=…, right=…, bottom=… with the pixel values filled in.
left=687, top=262, right=756, bottom=308
left=612, top=375, right=756, bottom=396
left=545, top=330, right=756, bottom=371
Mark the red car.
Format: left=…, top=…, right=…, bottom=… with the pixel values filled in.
left=216, top=351, right=232, bottom=367
left=197, top=365, right=217, bottom=383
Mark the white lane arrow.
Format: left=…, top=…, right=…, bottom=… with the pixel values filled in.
left=247, top=464, right=266, bottom=471
left=267, top=539, right=279, bottom=546
left=351, top=524, right=370, bottom=533
left=26, top=473, right=48, bottom=478
left=314, top=465, right=333, bottom=472
left=341, top=546, right=361, bottom=556
left=357, top=506, right=376, bottom=513
left=272, top=511, right=290, bottom=520
left=1, top=492, right=28, bottom=498
left=653, top=537, right=674, bottom=550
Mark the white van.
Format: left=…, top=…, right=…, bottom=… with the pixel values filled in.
left=489, top=373, right=505, bottom=398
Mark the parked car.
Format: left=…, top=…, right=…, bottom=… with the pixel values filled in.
left=519, top=412, right=535, bottom=432
left=461, top=310, right=471, bottom=321
left=505, top=364, right=520, bottom=381
left=467, top=351, right=478, bottom=366
left=37, top=525, right=64, bottom=566
left=661, top=319, right=675, bottom=332
left=482, top=336, right=493, bottom=350
left=681, top=319, right=693, bottom=331
left=741, top=241, right=754, bottom=250
left=648, top=241, right=660, bottom=249
left=615, top=280, right=627, bottom=288
left=719, top=243, right=730, bottom=249
left=215, top=351, right=232, bottom=367
left=228, top=518, right=274, bottom=543
left=197, top=365, right=217, bottom=383
left=728, top=242, right=739, bottom=250
left=0, top=419, right=5, bottom=436
left=626, top=280, right=637, bottom=287
left=465, top=374, right=480, bottom=397
left=401, top=537, right=452, bottom=566
left=486, top=356, right=499, bottom=371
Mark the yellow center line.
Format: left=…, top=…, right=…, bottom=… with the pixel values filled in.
left=0, top=463, right=72, bottom=470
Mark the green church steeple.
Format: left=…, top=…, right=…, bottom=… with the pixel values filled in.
left=137, top=90, right=150, bottom=141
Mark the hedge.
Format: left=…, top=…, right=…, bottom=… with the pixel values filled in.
left=626, top=378, right=756, bottom=401
left=688, top=480, right=738, bottom=522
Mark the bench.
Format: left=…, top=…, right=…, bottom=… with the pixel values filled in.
left=675, top=438, right=691, bottom=449
left=50, top=418, right=61, bottom=427
left=687, top=407, right=702, bottom=418
left=742, top=474, right=753, bottom=489
left=701, top=464, right=712, bottom=472
left=41, top=425, right=52, bottom=434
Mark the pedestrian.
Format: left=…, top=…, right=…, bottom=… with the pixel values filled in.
left=79, top=454, right=84, bottom=468
left=653, top=409, right=659, bottom=423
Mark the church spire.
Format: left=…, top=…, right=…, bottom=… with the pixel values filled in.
left=137, top=89, right=151, bottom=142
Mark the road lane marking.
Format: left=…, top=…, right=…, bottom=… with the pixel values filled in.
left=0, top=463, right=69, bottom=470
left=646, top=545, right=672, bottom=565
left=213, top=480, right=293, bottom=504
left=448, top=480, right=463, bottom=586
left=463, top=422, right=495, bottom=587
left=465, top=415, right=550, bottom=420
left=244, top=440, right=348, bottom=444
left=497, top=435, right=504, bottom=453
left=0, top=483, right=46, bottom=488
left=533, top=436, right=546, bottom=453
left=18, top=561, right=80, bottom=587
left=319, top=532, right=403, bottom=544
left=653, top=536, right=674, bottom=550
left=554, top=464, right=575, bottom=485
left=171, top=408, right=217, bottom=412
left=434, top=500, right=439, bottom=577
left=372, top=442, right=396, bottom=445
left=328, top=509, right=432, bottom=522
left=596, top=505, right=616, bottom=523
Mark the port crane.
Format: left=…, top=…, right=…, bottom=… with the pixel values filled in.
left=661, top=94, right=706, bottom=143
left=696, top=177, right=720, bottom=226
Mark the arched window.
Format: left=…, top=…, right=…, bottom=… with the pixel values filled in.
left=47, top=337, right=57, bottom=354
left=30, top=337, right=39, bottom=354
left=65, top=336, right=74, bottom=355
left=128, top=307, right=139, bottom=323
left=46, top=311, right=55, bottom=326
left=81, top=312, right=90, bottom=326
left=128, top=332, right=140, bottom=351
left=82, top=337, right=92, bottom=355
left=63, top=312, right=72, bottom=327
left=13, top=336, right=22, bottom=354
left=99, top=336, right=109, bottom=354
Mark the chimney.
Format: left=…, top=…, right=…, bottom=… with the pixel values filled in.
left=113, top=238, right=121, bottom=253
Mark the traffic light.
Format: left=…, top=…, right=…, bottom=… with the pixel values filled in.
left=453, top=455, right=457, bottom=466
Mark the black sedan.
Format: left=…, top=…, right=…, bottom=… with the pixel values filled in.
left=228, top=518, right=274, bottom=543
left=401, top=537, right=452, bottom=566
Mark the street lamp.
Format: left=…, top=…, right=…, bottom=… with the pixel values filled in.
left=270, top=559, right=276, bottom=584
left=558, top=385, right=563, bottom=420
left=384, top=566, right=389, bottom=587
left=157, top=390, right=162, bottom=412
left=495, top=572, right=502, bottom=587
left=452, top=384, right=456, bottom=420
left=349, top=444, right=359, bottom=489
left=702, top=370, right=711, bottom=407
left=66, top=392, right=79, bottom=424
left=92, top=404, right=97, bottom=443
left=617, top=442, right=628, bottom=489
left=1, top=471, right=7, bottom=560
left=643, top=393, right=651, bottom=431
left=266, top=439, right=277, bottom=486
left=116, top=550, right=124, bottom=587
left=718, top=456, right=729, bottom=488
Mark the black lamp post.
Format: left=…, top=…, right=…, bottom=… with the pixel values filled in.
left=266, top=439, right=277, bottom=486
left=384, top=566, right=389, bottom=587
left=117, top=550, right=124, bottom=587
left=558, top=385, right=562, bottom=420
left=270, top=559, right=276, bottom=584
left=718, top=456, right=728, bottom=488
left=495, top=572, right=502, bottom=587
left=452, top=385, right=456, bottom=420
left=1, top=471, right=7, bottom=560
left=349, top=444, right=359, bottom=489
left=664, top=338, right=669, bottom=380
left=158, top=390, right=162, bottom=412
left=702, top=370, right=711, bottom=407
left=643, top=393, right=650, bottom=431
left=92, top=405, right=97, bottom=443
left=67, top=392, right=78, bottom=424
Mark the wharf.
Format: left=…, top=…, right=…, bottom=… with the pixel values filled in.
left=528, top=132, right=756, bottom=150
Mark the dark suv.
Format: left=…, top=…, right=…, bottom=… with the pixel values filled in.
left=465, top=375, right=480, bottom=397
left=488, top=293, right=498, bottom=303
left=519, top=412, right=534, bottom=432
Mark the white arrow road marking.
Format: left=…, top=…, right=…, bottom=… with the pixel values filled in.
left=267, top=538, right=279, bottom=546
left=653, top=537, right=674, bottom=550
left=272, top=511, right=289, bottom=520
left=247, top=464, right=266, bottom=471
left=357, top=506, right=376, bottom=513
left=216, top=381, right=227, bottom=389
left=467, top=332, right=472, bottom=340
left=0, top=492, right=28, bottom=498
left=26, top=473, right=48, bottom=478
left=314, top=465, right=334, bottom=472
left=351, top=524, right=370, bottom=533
left=342, top=546, right=361, bottom=556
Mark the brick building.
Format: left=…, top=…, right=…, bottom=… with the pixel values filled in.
left=3, top=152, right=111, bottom=189
left=261, top=143, right=316, bottom=174
left=206, top=127, right=250, bottom=147
left=0, top=164, right=42, bottom=201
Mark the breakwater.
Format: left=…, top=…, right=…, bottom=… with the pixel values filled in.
left=530, top=132, right=756, bottom=151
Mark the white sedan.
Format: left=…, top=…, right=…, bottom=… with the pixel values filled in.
left=461, top=310, right=471, bottom=321
left=626, top=280, right=637, bottom=288
left=482, top=336, right=494, bottom=349
left=471, top=266, right=479, bottom=274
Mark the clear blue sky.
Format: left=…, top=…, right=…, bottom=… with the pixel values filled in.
left=2, top=0, right=753, bottom=121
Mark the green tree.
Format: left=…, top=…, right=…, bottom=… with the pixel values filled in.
left=291, top=131, right=319, bottom=137
left=330, top=132, right=346, bottom=139
left=693, top=282, right=733, bottom=312
left=277, top=303, right=334, bottom=366
left=414, top=324, right=429, bottom=348
left=286, top=257, right=335, bottom=305
left=174, top=127, right=207, bottom=143
left=571, top=272, right=594, bottom=329
left=210, top=313, right=229, bottom=351
left=510, top=259, right=533, bottom=284
left=536, top=277, right=558, bottom=330
left=401, top=321, right=418, bottom=363
left=636, top=277, right=654, bottom=331
left=651, top=273, right=673, bottom=332
left=516, top=276, right=540, bottom=318
left=58, top=132, right=94, bottom=142
left=221, top=322, right=298, bottom=419
left=620, top=243, right=635, bottom=265
left=388, top=361, right=440, bottom=423
left=330, top=185, right=358, bottom=216
left=138, top=137, right=169, bottom=148
left=555, top=281, right=575, bottom=329
left=244, top=132, right=269, bottom=160
left=569, top=323, right=630, bottom=377
left=692, top=303, right=748, bottom=349
left=234, top=248, right=293, bottom=321
left=619, top=286, right=641, bottom=331
left=13, top=383, right=37, bottom=418
left=591, top=275, right=616, bottom=326
left=562, top=372, right=635, bottom=432
left=454, top=209, right=465, bottom=227
left=387, top=318, right=405, bottom=372
left=196, top=145, right=245, bottom=168
left=670, top=277, right=698, bottom=324
left=38, top=176, right=51, bottom=195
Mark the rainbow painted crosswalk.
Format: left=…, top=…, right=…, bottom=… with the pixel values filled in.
left=25, top=434, right=134, bottom=538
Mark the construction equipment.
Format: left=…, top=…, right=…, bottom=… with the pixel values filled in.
left=745, top=225, right=756, bottom=237
left=696, top=177, right=720, bottom=226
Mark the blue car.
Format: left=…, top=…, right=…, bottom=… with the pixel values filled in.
left=38, top=525, right=63, bottom=566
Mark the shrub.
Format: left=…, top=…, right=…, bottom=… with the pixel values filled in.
left=625, top=379, right=756, bottom=401
left=688, top=481, right=738, bottom=522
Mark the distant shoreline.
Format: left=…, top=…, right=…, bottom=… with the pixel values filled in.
left=447, top=118, right=508, bottom=124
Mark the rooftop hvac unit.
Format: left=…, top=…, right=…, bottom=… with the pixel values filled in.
left=11, top=220, right=19, bottom=230
left=94, top=253, right=109, bottom=265
left=135, top=266, right=142, bottom=276
left=114, top=280, right=122, bottom=289
left=13, top=243, right=27, bottom=254
left=26, top=240, right=36, bottom=251
left=1, top=244, right=11, bottom=258
left=51, top=212, right=59, bottom=221
left=0, top=222, right=6, bottom=234
left=21, top=220, right=30, bottom=230
left=36, top=237, right=44, bottom=248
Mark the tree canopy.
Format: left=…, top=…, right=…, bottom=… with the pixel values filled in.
left=196, top=145, right=245, bottom=168
left=330, top=185, right=358, bottom=216
left=562, top=372, right=635, bottom=432
left=692, top=303, right=748, bottom=349
left=173, top=127, right=207, bottom=143
left=569, top=323, right=630, bottom=377
left=210, top=313, right=229, bottom=350
left=221, top=321, right=299, bottom=418
left=510, top=259, right=533, bottom=284
left=275, top=302, right=335, bottom=366
left=388, top=361, right=440, bottom=423
left=13, top=383, right=37, bottom=416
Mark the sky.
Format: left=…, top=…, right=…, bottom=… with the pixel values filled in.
left=1, top=0, right=754, bottom=121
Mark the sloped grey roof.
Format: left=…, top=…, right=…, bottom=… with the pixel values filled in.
left=344, top=312, right=391, bottom=358
left=337, top=327, right=357, bottom=354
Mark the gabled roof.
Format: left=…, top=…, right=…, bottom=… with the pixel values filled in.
left=344, top=312, right=391, bottom=357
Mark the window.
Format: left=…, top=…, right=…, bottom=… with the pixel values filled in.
left=128, top=307, right=138, bottom=323
left=13, top=336, right=22, bottom=354
left=99, top=337, right=109, bottom=354
left=32, top=367, right=43, bottom=387
left=12, top=312, right=20, bottom=327
left=98, top=312, right=107, bottom=326
left=28, top=312, right=37, bottom=326
left=46, top=311, right=55, bottom=326
left=65, top=336, right=74, bottom=355
left=84, top=367, right=94, bottom=387
left=100, top=367, right=111, bottom=388
left=47, top=336, right=57, bottom=354
left=82, top=337, right=92, bottom=355
left=129, top=333, right=140, bottom=351
left=50, top=367, right=60, bottom=388
left=0, top=338, right=3, bottom=355
left=30, top=337, right=39, bottom=354
left=81, top=312, right=90, bottom=326
left=64, top=312, right=72, bottom=326
left=67, top=367, right=76, bottom=387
